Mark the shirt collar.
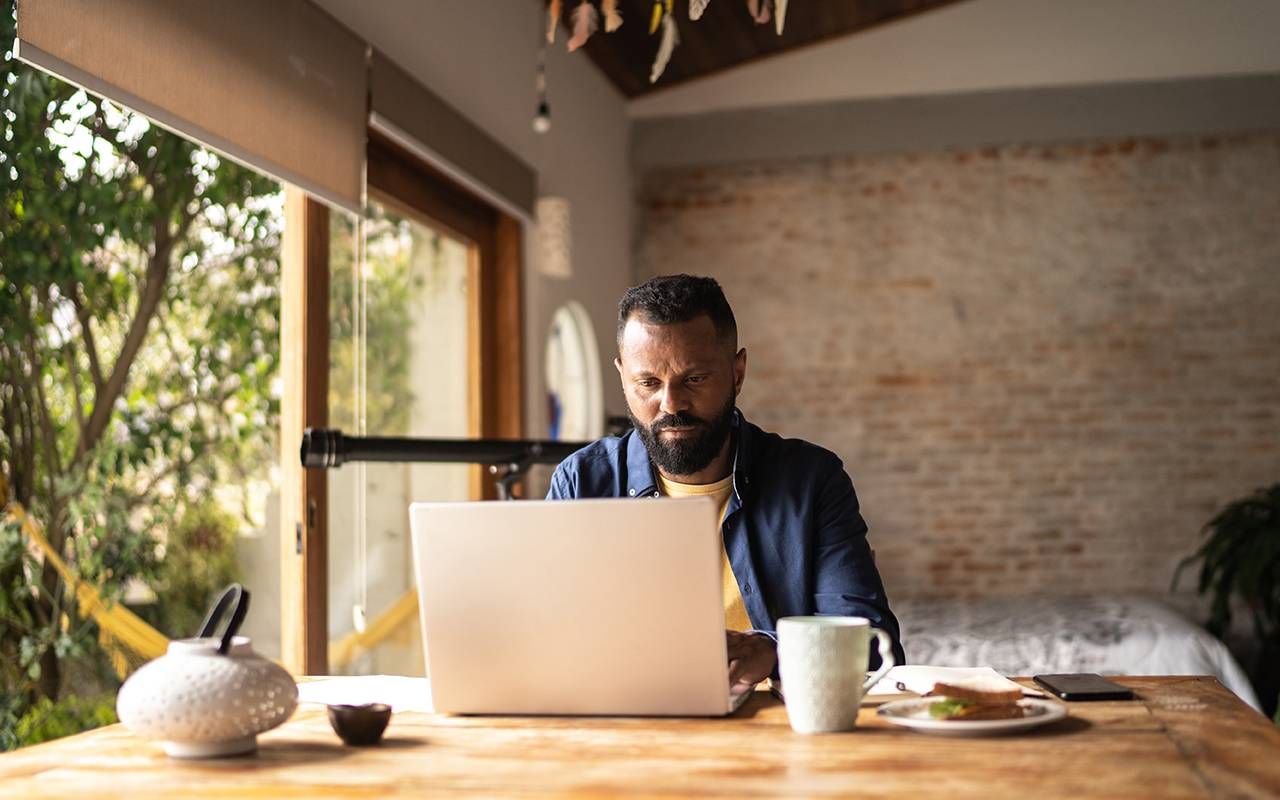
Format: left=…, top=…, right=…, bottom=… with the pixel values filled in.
left=625, top=409, right=751, bottom=500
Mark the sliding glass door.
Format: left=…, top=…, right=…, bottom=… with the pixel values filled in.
left=327, top=199, right=474, bottom=675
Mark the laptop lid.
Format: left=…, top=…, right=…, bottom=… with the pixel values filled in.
left=409, top=497, right=733, bottom=716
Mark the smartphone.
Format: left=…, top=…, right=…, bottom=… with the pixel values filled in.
left=1033, top=673, right=1134, bottom=701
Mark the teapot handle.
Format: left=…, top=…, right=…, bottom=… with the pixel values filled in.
left=197, top=583, right=251, bottom=655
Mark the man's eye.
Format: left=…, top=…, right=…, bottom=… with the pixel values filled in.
left=686, top=375, right=706, bottom=384
left=638, top=379, right=659, bottom=388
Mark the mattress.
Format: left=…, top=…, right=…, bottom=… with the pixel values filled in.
left=894, top=593, right=1261, bottom=712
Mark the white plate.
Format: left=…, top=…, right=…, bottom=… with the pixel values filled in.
left=876, top=697, right=1068, bottom=737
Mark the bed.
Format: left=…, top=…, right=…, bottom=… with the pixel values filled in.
left=894, top=593, right=1261, bottom=711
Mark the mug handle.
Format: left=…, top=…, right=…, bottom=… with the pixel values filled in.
left=861, top=628, right=896, bottom=694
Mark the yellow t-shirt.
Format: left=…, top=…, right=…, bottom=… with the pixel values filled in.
left=656, top=473, right=751, bottom=632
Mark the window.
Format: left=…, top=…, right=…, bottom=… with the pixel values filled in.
left=1, top=41, right=284, bottom=745
left=301, top=132, right=525, bottom=675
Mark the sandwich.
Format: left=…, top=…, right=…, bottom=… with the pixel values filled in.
left=926, top=676, right=1026, bottom=721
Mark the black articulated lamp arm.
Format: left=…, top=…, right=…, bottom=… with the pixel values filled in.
left=300, top=428, right=590, bottom=499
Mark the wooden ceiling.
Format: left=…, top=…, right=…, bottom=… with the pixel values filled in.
left=559, top=0, right=969, bottom=98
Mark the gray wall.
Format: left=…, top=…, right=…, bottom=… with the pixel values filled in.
left=315, top=0, right=634, bottom=434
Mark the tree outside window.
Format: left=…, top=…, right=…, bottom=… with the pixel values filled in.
left=0, top=3, right=282, bottom=748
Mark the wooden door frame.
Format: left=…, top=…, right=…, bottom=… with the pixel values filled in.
left=280, top=189, right=330, bottom=675
left=280, top=133, right=524, bottom=675
left=365, top=130, right=524, bottom=454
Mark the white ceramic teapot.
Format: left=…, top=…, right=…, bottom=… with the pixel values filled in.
left=116, top=585, right=297, bottom=758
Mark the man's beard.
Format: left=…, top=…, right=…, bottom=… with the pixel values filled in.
left=631, top=395, right=736, bottom=478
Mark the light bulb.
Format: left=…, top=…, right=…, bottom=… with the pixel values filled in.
left=533, top=100, right=551, bottom=134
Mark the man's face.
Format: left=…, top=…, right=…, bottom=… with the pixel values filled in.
left=615, top=314, right=746, bottom=479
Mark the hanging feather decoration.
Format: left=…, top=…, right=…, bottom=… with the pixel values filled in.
left=649, top=0, right=663, bottom=34
left=775, top=0, right=788, bottom=35
left=690, top=0, right=711, bottom=20
left=547, top=0, right=562, bottom=43
left=650, top=11, right=679, bottom=83
left=602, top=0, right=624, bottom=32
left=567, top=1, right=599, bottom=51
left=746, top=0, right=771, bottom=25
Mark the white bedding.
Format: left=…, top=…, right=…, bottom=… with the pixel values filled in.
left=894, top=594, right=1261, bottom=712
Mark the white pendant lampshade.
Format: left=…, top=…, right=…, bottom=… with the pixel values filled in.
left=535, top=196, right=572, bottom=279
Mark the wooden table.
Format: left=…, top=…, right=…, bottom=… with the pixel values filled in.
left=2, top=676, right=1277, bottom=798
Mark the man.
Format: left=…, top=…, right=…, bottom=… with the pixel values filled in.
left=547, top=274, right=904, bottom=694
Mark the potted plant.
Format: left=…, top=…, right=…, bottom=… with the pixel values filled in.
left=1174, top=483, right=1280, bottom=722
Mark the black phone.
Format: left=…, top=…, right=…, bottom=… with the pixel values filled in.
left=1033, top=673, right=1134, bottom=701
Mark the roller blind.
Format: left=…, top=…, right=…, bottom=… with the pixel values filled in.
left=370, top=50, right=536, bottom=222
left=15, top=0, right=367, bottom=213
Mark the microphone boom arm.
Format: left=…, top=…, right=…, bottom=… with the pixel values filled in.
left=299, top=428, right=589, bottom=500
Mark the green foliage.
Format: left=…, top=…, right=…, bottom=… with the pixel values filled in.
left=0, top=514, right=69, bottom=692
left=0, top=691, right=19, bottom=750
left=328, top=209, right=432, bottom=435
left=145, top=501, right=241, bottom=639
left=11, top=695, right=117, bottom=749
left=1175, top=484, right=1280, bottom=643
left=1, top=0, right=282, bottom=743
left=1, top=0, right=434, bottom=748
left=1175, top=483, right=1280, bottom=720
left=58, top=439, right=164, bottom=600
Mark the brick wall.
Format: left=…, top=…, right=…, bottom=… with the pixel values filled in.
left=636, top=133, right=1280, bottom=602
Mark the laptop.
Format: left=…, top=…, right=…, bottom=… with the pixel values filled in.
left=409, top=497, right=752, bottom=716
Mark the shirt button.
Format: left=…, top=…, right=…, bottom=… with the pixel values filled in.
left=652, top=491, right=660, bottom=498
left=743, top=583, right=752, bottom=595
left=628, top=488, right=636, bottom=496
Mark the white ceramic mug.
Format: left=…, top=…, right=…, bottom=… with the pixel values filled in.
left=776, top=616, right=896, bottom=734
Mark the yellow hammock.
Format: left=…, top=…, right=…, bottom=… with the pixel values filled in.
left=5, top=502, right=418, bottom=674
left=328, top=589, right=420, bottom=669
left=4, top=502, right=168, bottom=677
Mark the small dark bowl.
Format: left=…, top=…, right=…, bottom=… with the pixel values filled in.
left=326, top=703, right=392, bottom=746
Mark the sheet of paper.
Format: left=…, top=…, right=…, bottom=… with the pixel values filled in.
left=296, top=675, right=435, bottom=712
left=866, top=665, right=1043, bottom=696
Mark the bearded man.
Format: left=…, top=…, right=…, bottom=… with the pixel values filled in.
left=548, top=274, right=904, bottom=693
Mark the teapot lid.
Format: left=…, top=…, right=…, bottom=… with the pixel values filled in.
left=167, top=635, right=253, bottom=657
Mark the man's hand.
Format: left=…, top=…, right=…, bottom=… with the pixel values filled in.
left=726, top=630, right=777, bottom=695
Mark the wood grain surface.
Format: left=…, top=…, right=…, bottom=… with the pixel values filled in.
left=2, top=677, right=1276, bottom=798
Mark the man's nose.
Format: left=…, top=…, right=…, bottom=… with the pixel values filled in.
left=658, top=383, right=690, bottom=416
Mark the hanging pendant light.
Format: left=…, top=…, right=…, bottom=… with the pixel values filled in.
left=533, top=41, right=551, bottom=134
left=535, top=197, right=572, bottom=279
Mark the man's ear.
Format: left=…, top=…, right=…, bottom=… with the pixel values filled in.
left=733, top=348, right=747, bottom=396
left=614, top=356, right=624, bottom=379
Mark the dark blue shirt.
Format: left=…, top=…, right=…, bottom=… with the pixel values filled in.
left=547, top=410, right=905, bottom=668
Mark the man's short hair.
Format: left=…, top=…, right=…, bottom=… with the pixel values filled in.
left=617, top=274, right=737, bottom=349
